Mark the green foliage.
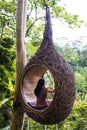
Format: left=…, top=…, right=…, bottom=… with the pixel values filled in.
left=79, top=67, right=87, bottom=82
left=0, top=47, right=15, bottom=71
left=0, top=0, right=16, bottom=13
left=55, top=39, right=87, bottom=100
left=0, top=126, right=10, bottom=130
left=62, top=47, right=79, bottom=63
left=0, top=0, right=16, bottom=39
left=0, top=38, right=15, bottom=128
left=1, top=37, right=14, bottom=48
left=54, top=101, right=87, bottom=130
left=0, top=101, right=12, bottom=128
left=75, top=72, right=87, bottom=93
left=78, top=46, right=87, bottom=67
left=26, top=24, right=43, bottom=57
left=52, top=5, right=84, bottom=28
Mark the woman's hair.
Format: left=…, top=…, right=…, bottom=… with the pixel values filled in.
left=34, top=79, right=45, bottom=97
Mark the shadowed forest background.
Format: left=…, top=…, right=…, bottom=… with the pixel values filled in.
left=0, top=0, right=87, bottom=130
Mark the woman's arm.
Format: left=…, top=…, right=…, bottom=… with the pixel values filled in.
left=47, top=88, right=55, bottom=93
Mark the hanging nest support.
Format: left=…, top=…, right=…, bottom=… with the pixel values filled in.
left=19, top=5, right=76, bottom=125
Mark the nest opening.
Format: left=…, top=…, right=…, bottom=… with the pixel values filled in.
left=21, top=64, right=55, bottom=110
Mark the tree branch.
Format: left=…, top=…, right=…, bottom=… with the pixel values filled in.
left=27, top=2, right=33, bottom=21
left=26, top=16, right=44, bottom=36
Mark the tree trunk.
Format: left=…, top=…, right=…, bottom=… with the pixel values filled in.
left=10, top=0, right=27, bottom=130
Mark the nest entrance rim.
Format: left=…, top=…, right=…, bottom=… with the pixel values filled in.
left=20, top=64, right=55, bottom=111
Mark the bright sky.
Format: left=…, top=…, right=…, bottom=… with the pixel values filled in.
left=52, top=0, right=87, bottom=42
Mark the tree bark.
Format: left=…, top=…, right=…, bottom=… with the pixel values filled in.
left=10, top=0, right=27, bottom=130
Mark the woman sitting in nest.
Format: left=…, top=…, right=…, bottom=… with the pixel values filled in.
left=34, top=79, right=55, bottom=110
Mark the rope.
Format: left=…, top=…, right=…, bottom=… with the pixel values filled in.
left=43, top=1, right=52, bottom=40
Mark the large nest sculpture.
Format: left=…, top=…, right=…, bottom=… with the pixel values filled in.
left=19, top=5, right=76, bottom=124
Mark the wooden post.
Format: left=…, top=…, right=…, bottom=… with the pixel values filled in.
left=44, top=125, right=47, bottom=130
left=10, top=0, right=27, bottom=130
left=27, top=117, right=30, bottom=130
left=56, top=124, right=58, bottom=130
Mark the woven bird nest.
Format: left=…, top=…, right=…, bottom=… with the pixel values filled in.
left=19, top=5, right=76, bottom=124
